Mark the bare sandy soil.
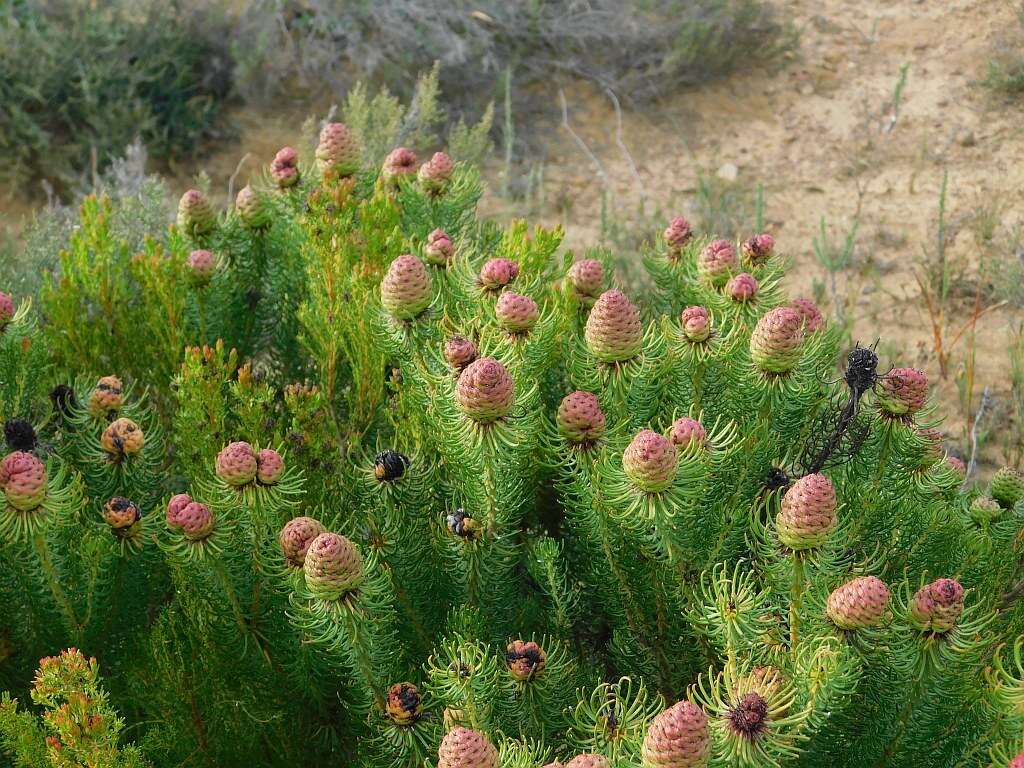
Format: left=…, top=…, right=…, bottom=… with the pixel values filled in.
left=6, top=0, right=1024, bottom=471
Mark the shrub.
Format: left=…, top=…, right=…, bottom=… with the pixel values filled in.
left=1, top=131, right=1023, bottom=768
left=0, top=0, right=231, bottom=197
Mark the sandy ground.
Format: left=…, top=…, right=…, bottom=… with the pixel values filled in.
left=5, top=0, right=1024, bottom=471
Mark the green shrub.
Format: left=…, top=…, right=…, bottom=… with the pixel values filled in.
left=0, top=0, right=231, bottom=197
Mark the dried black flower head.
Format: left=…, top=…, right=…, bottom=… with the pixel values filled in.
left=764, top=466, right=790, bottom=493
left=49, top=384, right=77, bottom=419
left=844, top=343, right=880, bottom=396
left=374, top=450, right=410, bottom=482
left=386, top=682, right=423, bottom=725
left=4, top=419, right=36, bottom=451
left=446, top=508, right=481, bottom=540
left=727, top=692, right=769, bottom=740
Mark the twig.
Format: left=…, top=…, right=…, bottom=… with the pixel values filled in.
left=559, top=89, right=607, bottom=187
left=963, top=386, right=991, bottom=489
left=604, top=87, right=644, bottom=201
left=227, top=153, right=254, bottom=203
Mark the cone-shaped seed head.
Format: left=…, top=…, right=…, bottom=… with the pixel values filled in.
left=505, top=640, right=546, bottom=681
left=177, top=189, right=216, bottom=237
left=0, top=291, right=13, bottom=328
left=235, top=185, right=271, bottom=230
left=216, top=441, right=258, bottom=486
left=727, top=692, right=769, bottom=740
left=586, top=290, right=643, bottom=362
left=680, top=306, right=712, bottom=343
left=103, top=497, right=140, bottom=530
left=101, top=418, right=144, bottom=457
left=444, top=336, right=478, bottom=372
left=669, top=417, right=706, bottom=450
left=970, top=495, right=1002, bottom=525
left=455, top=358, right=515, bottom=423
left=910, top=577, right=964, bottom=633
left=315, top=122, right=360, bottom=178
left=827, top=575, right=890, bottom=629
left=742, top=233, right=775, bottom=265
left=186, top=250, right=217, bottom=286
left=438, top=727, right=499, bottom=768
left=179, top=502, right=214, bottom=541
left=88, top=375, right=123, bottom=418
left=642, top=700, right=710, bottom=768
left=479, top=258, right=519, bottom=290
left=270, top=146, right=300, bottom=188
left=697, top=239, right=737, bottom=286
left=304, top=532, right=363, bottom=600
left=750, top=307, right=805, bottom=374
left=1, top=451, right=46, bottom=511
left=1010, top=752, right=1024, bottom=768
left=166, top=493, right=193, bottom=528
left=790, top=298, right=824, bottom=332
left=419, top=151, right=454, bottom=193
left=425, top=228, right=454, bottom=265
left=557, top=391, right=606, bottom=445
left=776, top=473, right=837, bottom=550
left=381, top=254, right=432, bottom=320
left=382, top=147, right=418, bottom=181
left=279, top=516, right=327, bottom=567
left=726, top=273, right=758, bottom=302
left=992, top=466, right=1024, bottom=509
left=387, top=682, right=423, bottom=725
left=256, top=448, right=284, bottom=484
left=495, top=292, right=539, bottom=333
left=568, top=259, right=604, bottom=301
left=876, top=367, right=928, bottom=417
left=948, top=455, right=966, bottom=475
left=624, top=429, right=678, bottom=492
left=664, top=217, right=693, bottom=253
left=565, top=755, right=611, bottom=768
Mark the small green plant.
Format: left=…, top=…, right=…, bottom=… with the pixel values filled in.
left=811, top=215, right=860, bottom=341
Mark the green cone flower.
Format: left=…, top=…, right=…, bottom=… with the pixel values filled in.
left=775, top=473, right=837, bottom=550
left=495, top=292, right=539, bottom=333
left=101, top=418, right=144, bottom=458
left=425, top=228, right=454, bottom=266
left=909, top=578, right=964, bottom=633
left=1, top=451, right=46, bottom=511
left=565, top=756, right=611, bottom=768
left=790, top=298, right=824, bottom=332
left=279, top=516, right=327, bottom=568
left=186, top=250, right=217, bottom=286
left=419, top=151, right=454, bottom=194
left=876, top=367, right=929, bottom=417
left=585, top=290, right=643, bottom=362
left=969, top=495, right=1002, bottom=525
left=568, top=259, right=604, bottom=303
left=642, top=700, right=710, bottom=768
left=455, top=358, right=515, bottom=423
left=216, top=441, right=258, bottom=486
left=382, top=147, right=418, bottom=183
left=680, top=306, right=712, bottom=343
left=664, top=216, right=693, bottom=256
left=669, top=417, right=706, bottom=450
left=444, top=335, right=478, bottom=372
left=479, top=258, right=519, bottom=290
left=315, top=122, right=361, bottom=178
left=741, top=233, right=775, bottom=265
left=750, top=307, right=805, bottom=374
left=697, top=239, right=737, bottom=287
left=624, top=429, right=678, bottom=492
left=303, top=532, right=364, bottom=600
left=88, top=375, right=123, bottom=418
left=235, top=184, right=271, bottom=230
left=556, top=391, right=606, bottom=445
left=992, top=466, right=1024, bottom=510
left=827, top=576, right=890, bottom=629
left=177, top=189, right=216, bottom=237
left=438, top=727, right=498, bottom=768
left=381, top=255, right=432, bottom=320
left=270, top=146, right=300, bottom=188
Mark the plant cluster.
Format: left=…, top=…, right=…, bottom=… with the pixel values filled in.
left=1, top=127, right=1024, bottom=768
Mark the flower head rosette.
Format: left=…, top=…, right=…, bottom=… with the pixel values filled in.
left=567, top=258, right=604, bottom=305
left=669, top=417, right=707, bottom=452
left=381, top=255, right=432, bottom=321
left=969, top=495, right=1002, bottom=526
left=270, top=146, right=300, bottom=188
left=495, top=292, right=539, bottom=334
left=750, top=307, right=805, bottom=375
left=909, top=577, right=964, bottom=634
left=455, top=358, right=515, bottom=424
left=0, top=291, right=14, bottom=330
left=88, top=375, right=123, bottom=418
left=177, top=189, right=216, bottom=237
left=419, top=151, right=454, bottom=195
left=789, top=298, right=824, bottom=333
left=479, top=258, right=519, bottom=291
left=664, top=216, right=694, bottom=256
left=624, top=430, right=678, bottom=493
left=444, top=335, right=478, bottom=373
left=438, top=727, right=498, bottom=768
left=386, top=682, right=423, bottom=725
left=680, top=306, right=713, bottom=344
left=697, top=239, right=737, bottom=287
left=992, top=466, right=1024, bottom=510
left=279, top=516, right=327, bottom=568
left=741, top=233, right=775, bottom=266
left=775, top=473, right=837, bottom=550
left=505, top=639, right=546, bottom=681
left=827, top=576, right=891, bottom=630
left=186, top=249, right=217, bottom=286
left=101, top=418, right=144, bottom=459
left=1, top=451, right=47, bottom=512
left=585, top=290, right=643, bottom=363
left=216, top=441, right=258, bottom=486
left=876, top=367, right=928, bottom=418
left=556, top=391, right=606, bottom=447
left=642, top=700, right=710, bottom=768
left=382, top=147, right=418, bottom=184
left=102, top=496, right=140, bottom=533
left=165, top=493, right=217, bottom=553
left=726, top=273, right=759, bottom=303
left=565, top=756, right=610, bottom=768
left=304, top=532, right=364, bottom=601
left=315, top=122, right=360, bottom=179
left=424, top=228, right=455, bottom=266
left=235, top=185, right=271, bottom=230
